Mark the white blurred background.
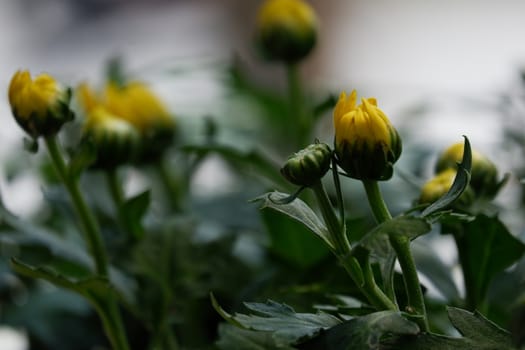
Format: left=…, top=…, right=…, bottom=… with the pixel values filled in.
left=1, top=1, right=525, bottom=348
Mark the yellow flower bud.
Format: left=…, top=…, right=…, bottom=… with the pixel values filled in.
left=77, top=81, right=175, bottom=162
left=281, top=142, right=332, bottom=186
left=419, top=168, right=474, bottom=207
left=255, top=0, right=318, bottom=63
left=82, top=106, right=141, bottom=169
left=333, top=90, right=402, bottom=181
left=435, top=142, right=499, bottom=198
left=8, top=70, right=73, bottom=138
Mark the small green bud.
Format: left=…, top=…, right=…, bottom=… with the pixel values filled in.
left=8, top=70, right=74, bottom=138
left=333, top=90, right=402, bottom=181
left=281, top=142, right=332, bottom=186
left=435, top=142, right=500, bottom=198
left=255, top=0, right=318, bottom=63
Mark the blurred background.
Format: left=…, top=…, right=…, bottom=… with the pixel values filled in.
left=1, top=0, right=525, bottom=348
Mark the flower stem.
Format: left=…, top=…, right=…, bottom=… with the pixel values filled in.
left=44, top=135, right=108, bottom=276
left=311, top=181, right=397, bottom=311
left=44, top=135, right=130, bottom=350
left=286, top=63, right=309, bottom=148
left=362, top=180, right=429, bottom=331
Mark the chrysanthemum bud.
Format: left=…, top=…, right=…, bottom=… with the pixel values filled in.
left=104, top=82, right=175, bottom=160
left=8, top=70, right=74, bottom=138
left=82, top=107, right=141, bottom=169
left=435, top=142, right=500, bottom=198
left=418, top=168, right=474, bottom=207
left=281, top=142, right=332, bottom=186
left=333, top=90, right=402, bottom=181
left=77, top=81, right=175, bottom=162
left=255, top=0, right=318, bottom=63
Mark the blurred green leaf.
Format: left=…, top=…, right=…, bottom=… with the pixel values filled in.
left=312, top=94, right=337, bottom=120
left=298, top=311, right=419, bottom=350
left=121, top=190, right=150, bottom=240
left=411, top=240, right=460, bottom=302
left=67, top=140, right=97, bottom=180
left=422, top=136, right=472, bottom=217
left=0, top=197, right=92, bottom=273
left=0, top=198, right=136, bottom=303
left=183, top=144, right=286, bottom=188
left=456, top=215, right=525, bottom=309
left=10, top=258, right=116, bottom=306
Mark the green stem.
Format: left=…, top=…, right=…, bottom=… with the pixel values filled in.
left=44, top=135, right=108, bottom=276
left=286, top=63, right=309, bottom=148
left=44, top=135, right=130, bottom=350
left=362, top=180, right=429, bottom=331
left=311, top=181, right=396, bottom=311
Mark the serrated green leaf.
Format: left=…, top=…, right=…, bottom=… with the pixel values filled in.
left=213, top=297, right=341, bottom=346
left=297, top=311, right=419, bottom=350
left=421, top=136, right=472, bottom=217
left=255, top=191, right=334, bottom=250
left=216, top=324, right=295, bottom=350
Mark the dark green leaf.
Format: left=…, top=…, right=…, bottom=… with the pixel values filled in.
left=238, top=300, right=340, bottom=346
left=121, top=190, right=151, bottom=240
left=213, top=296, right=341, bottom=346
left=456, top=215, right=525, bottom=309
left=254, top=191, right=333, bottom=250
left=298, top=311, right=419, bottom=350
left=421, top=136, right=472, bottom=217
left=261, top=209, right=330, bottom=267
left=411, top=240, right=460, bottom=302
left=216, top=324, right=295, bottom=350
left=448, top=307, right=512, bottom=344
left=384, top=307, right=514, bottom=350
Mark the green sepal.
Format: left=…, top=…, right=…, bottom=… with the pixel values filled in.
left=421, top=136, right=472, bottom=217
